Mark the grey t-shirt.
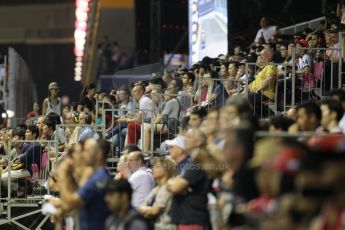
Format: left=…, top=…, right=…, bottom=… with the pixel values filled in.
left=162, top=98, right=180, bottom=120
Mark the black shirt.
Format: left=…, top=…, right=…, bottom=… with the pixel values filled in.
left=171, top=157, right=210, bottom=225
left=80, top=96, right=96, bottom=112
left=105, top=208, right=149, bottom=230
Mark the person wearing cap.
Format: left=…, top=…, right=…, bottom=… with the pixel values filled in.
left=127, top=151, right=154, bottom=209
left=166, top=135, right=210, bottom=229
left=104, top=179, right=150, bottom=230
left=42, top=82, right=62, bottom=116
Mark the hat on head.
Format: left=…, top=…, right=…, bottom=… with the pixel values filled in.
left=165, top=136, right=186, bottom=150
left=48, top=82, right=59, bottom=90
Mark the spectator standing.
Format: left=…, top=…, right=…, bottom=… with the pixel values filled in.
left=127, top=151, right=154, bottom=208
left=181, top=72, right=195, bottom=94
left=225, top=61, right=239, bottom=95
left=139, top=158, right=177, bottom=230
left=80, top=83, right=97, bottom=113
left=42, top=82, right=62, bottom=116
left=205, top=71, right=228, bottom=108
left=104, top=179, right=150, bottom=230
left=337, top=2, right=345, bottom=24
left=54, top=138, right=111, bottom=230
left=254, top=17, right=277, bottom=44
left=166, top=136, right=210, bottom=229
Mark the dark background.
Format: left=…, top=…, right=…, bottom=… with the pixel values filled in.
left=0, top=0, right=337, bottom=105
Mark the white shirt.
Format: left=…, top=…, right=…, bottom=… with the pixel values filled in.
left=297, top=54, right=311, bottom=71
left=118, top=101, right=134, bottom=117
left=139, top=96, right=153, bottom=120
left=254, top=26, right=277, bottom=43
left=128, top=167, right=155, bottom=208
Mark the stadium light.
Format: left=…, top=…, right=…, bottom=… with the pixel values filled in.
left=74, top=0, right=90, bottom=81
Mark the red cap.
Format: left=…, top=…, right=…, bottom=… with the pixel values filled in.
left=298, top=39, right=309, bottom=47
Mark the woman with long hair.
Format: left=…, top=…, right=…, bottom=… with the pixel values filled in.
left=205, top=71, right=229, bottom=109
left=139, top=158, right=177, bottom=230
left=79, top=83, right=96, bottom=112
left=42, top=82, right=62, bottom=116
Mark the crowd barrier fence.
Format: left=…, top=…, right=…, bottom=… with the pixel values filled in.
left=0, top=139, right=58, bottom=230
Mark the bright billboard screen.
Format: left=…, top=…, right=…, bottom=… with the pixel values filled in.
left=189, top=0, right=228, bottom=65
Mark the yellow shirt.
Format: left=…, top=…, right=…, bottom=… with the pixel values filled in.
left=249, top=63, right=277, bottom=100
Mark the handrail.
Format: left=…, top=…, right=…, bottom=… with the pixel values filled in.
left=278, top=16, right=326, bottom=34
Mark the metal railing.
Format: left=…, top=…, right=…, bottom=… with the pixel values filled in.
left=278, top=16, right=326, bottom=35
left=0, top=139, right=58, bottom=230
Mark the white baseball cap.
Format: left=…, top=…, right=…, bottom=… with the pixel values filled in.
left=165, top=136, right=186, bottom=150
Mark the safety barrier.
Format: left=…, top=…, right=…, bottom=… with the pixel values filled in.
left=0, top=139, right=58, bottom=230
left=146, top=92, right=196, bottom=155
left=102, top=108, right=154, bottom=157
left=56, top=123, right=120, bottom=176
left=278, top=16, right=326, bottom=35
left=290, top=46, right=343, bottom=106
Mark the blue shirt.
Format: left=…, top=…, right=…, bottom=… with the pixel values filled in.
left=19, top=143, right=42, bottom=175
left=77, top=167, right=111, bottom=230
left=214, top=82, right=228, bottom=109
left=78, top=127, right=95, bottom=142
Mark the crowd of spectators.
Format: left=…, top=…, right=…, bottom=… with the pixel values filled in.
left=2, top=5, right=345, bottom=230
